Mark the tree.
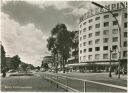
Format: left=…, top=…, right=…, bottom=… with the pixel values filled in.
left=47, top=23, right=75, bottom=73
left=1, top=44, right=7, bottom=72
left=21, top=63, right=28, bottom=72
left=11, top=55, right=21, bottom=70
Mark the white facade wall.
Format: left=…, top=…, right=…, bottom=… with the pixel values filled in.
left=79, top=7, right=127, bottom=63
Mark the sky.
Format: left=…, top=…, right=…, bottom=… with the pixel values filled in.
left=0, top=0, right=120, bottom=66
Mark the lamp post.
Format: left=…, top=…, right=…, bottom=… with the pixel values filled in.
left=92, top=2, right=123, bottom=78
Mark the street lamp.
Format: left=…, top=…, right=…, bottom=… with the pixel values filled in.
left=92, top=2, right=123, bottom=78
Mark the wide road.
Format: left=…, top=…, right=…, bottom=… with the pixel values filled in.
left=1, top=72, right=65, bottom=92
left=41, top=72, right=127, bottom=92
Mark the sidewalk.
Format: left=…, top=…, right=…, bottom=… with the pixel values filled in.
left=47, top=71, right=127, bottom=87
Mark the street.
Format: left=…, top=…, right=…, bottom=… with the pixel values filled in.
left=1, top=71, right=127, bottom=92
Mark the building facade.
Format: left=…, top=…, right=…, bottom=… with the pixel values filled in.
left=78, top=2, right=127, bottom=71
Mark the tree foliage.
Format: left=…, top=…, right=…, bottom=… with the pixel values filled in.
left=47, top=23, right=75, bottom=73
left=11, top=55, right=21, bottom=70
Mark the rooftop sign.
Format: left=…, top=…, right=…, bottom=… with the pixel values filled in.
left=79, top=2, right=127, bottom=23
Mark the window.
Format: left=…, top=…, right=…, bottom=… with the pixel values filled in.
left=95, top=17, right=100, bottom=20
left=104, top=22, right=109, bottom=27
left=124, top=41, right=127, bottom=47
left=95, top=31, right=100, bottom=36
left=104, top=15, right=109, bottom=18
left=80, top=37, right=82, bottom=41
left=88, top=33, right=92, bottom=38
left=88, top=48, right=92, bottom=52
left=112, top=45, right=118, bottom=50
left=83, top=49, right=86, bottom=53
left=95, top=54, right=100, bottom=59
left=112, top=37, right=118, bottom=42
left=79, top=30, right=82, bottom=34
left=95, top=39, right=100, bottom=44
left=103, top=38, right=109, bottom=43
left=88, top=40, right=92, bottom=45
left=80, top=44, right=82, bottom=47
left=103, top=54, right=108, bottom=59
left=103, top=46, right=108, bottom=50
left=89, top=26, right=92, bottom=30
left=113, top=21, right=118, bottom=25
left=123, top=51, right=127, bottom=57
left=124, top=13, right=127, bottom=18
left=103, top=30, right=109, bottom=35
left=83, top=35, right=86, bottom=39
left=124, top=22, right=127, bottom=28
left=83, top=22, right=86, bottom=25
left=88, top=55, right=92, bottom=60
left=83, top=42, right=86, bottom=46
left=113, top=13, right=118, bottom=17
left=95, top=47, right=100, bottom=51
left=95, top=23, right=100, bottom=28
left=83, top=56, right=86, bottom=60
left=83, top=28, right=86, bottom=32
left=89, top=19, right=93, bottom=23
left=80, top=50, right=82, bottom=54
left=112, top=53, right=118, bottom=59
left=124, top=32, right=127, bottom=37
left=112, top=29, right=118, bottom=34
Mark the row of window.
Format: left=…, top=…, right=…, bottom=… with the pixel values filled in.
left=80, top=51, right=127, bottom=61
left=80, top=32, right=127, bottom=41
left=80, top=22, right=127, bottom=34
left=80, top=40, right=127, bottom=48
left=80, top=37, right=118, bottom=46
left=81, top=13, right=127, bottom=27
left=80, top=42, right=127, bottom=53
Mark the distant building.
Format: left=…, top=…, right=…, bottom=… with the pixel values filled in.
left=43, top=56, right=53, bottom=68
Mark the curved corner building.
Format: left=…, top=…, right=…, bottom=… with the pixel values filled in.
left=78, top=2, right=127, bottom=71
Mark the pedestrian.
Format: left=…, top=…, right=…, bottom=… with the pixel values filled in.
left=2, top=68, right=6, bottom=78
left=122, top=67, right=125, bottom=76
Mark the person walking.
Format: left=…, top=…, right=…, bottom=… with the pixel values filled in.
left=2, top=68, right=6, bottom=78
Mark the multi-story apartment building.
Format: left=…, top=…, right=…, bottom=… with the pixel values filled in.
left=78, top=2, right=127, bottom=71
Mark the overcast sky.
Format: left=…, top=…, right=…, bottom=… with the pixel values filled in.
left=1, top=0, right=119, bottom=66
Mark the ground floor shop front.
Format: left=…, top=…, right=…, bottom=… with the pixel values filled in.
left=66, top=59, right=127, bottom=74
